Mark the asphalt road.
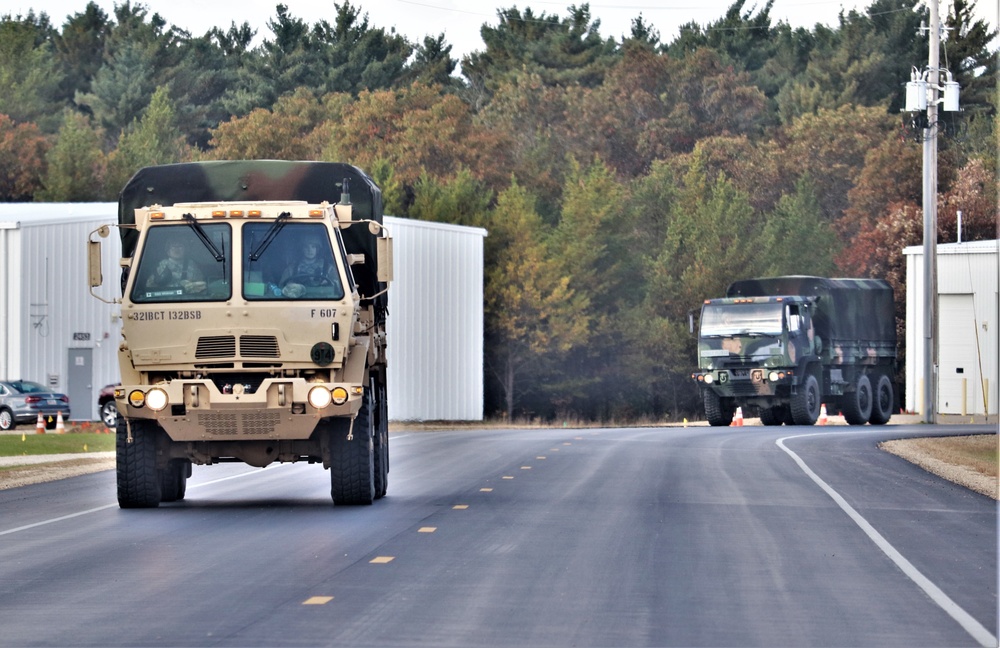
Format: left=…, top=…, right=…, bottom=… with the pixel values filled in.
left=0, top=424, right=995, bottom=647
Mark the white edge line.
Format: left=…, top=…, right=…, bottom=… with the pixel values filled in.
left=0, top=465, right=284, bottom=538
left=777, top=433, right=998, bottom=648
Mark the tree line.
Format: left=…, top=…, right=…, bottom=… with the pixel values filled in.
left=2, top=0, right=997, bottom=420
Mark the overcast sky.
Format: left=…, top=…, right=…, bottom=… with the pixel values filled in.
left=9, top=0, right=998, bottom=61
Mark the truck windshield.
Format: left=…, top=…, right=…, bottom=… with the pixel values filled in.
left=130, top=224, right=232, bottom=303
left=243, top=223, right=345, bottom=301
left=701, top=302, right=784, bottom=337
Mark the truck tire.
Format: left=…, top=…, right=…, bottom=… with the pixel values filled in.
left=703, top=389, right=734, bottom=426
left=117, top=419, right=162, bottom=508
left=842, top=374, right=873, bottom=425
left=160, top=459, right=191, bottom=502
left=869, top=373, right=894, bottom=425
left=790, top=374, right=821, bottom=425
left=759, top=406, right=785, bottom=426
left=373, top=380, right=388, bottom=500
left=330, top=388, right=375, bottom=505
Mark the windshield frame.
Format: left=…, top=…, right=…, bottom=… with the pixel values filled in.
left=700, top=302, right=785, bottom=337
left=242, top=222, right=346, bottom=302
left=129, top=223, right=233, bottom=304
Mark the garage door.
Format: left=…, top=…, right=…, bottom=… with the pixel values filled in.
left=937, top=294, right=985, bottom=414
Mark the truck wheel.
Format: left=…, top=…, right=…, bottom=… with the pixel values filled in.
left=790, top=374, right=821, bottom=425
left=330, top=388, right=375, bottom=505
left=842, top=374, right=873, bottom=425
left=160, top=459, right=191, bottom=502
left=0, top=408, right=14, bottom=431
left=869, top=374, right=894, bottom=425
left=373, top=381, right=388, bottom=499
left=116, top=419, right=161, bottom=508
left=759, top=407, right=784, bottom=426
left=703, top=389, right=734, bottom=427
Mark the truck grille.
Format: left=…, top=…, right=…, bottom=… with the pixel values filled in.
left=199, top=410, right=281, bottom=436
left=240, top=335, right=280, bottom=358
left=196, top=336, right=236, bottom=359
left=195, top=335, right=280, bottom=360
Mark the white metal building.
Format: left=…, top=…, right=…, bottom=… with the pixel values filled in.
left=0, top=204, right=486, bottom=422
left=385, top=217, right=487, bottom=421
left=1, top=203, right=123, bottom=422
left=904, top=239, right=999, bottom=416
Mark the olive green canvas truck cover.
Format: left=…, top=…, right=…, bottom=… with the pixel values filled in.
left=726, top=276, right=896, bottom=362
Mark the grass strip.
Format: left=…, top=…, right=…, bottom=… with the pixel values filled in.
left=0, top=433, right=116, bottom=457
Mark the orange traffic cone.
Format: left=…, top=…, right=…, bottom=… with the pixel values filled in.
left=35, top=413, right=45, bottom=434
left=818, top=403, right=828, bottom=426
left=55, top=411, right=66, bottom=434
left=731, top=406, right=744, bottom=427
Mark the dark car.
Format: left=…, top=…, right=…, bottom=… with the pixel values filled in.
left=0, top=380, right=70, bottom=431
left=98, top=384, right=119, bottom=429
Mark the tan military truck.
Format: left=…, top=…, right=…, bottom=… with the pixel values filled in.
left=88, top=161, right=392, bottom=508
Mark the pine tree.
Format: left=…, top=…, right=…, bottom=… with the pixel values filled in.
left=36, top=110, right=106, bottom=201
left=104, top=85, right=188, bottom=193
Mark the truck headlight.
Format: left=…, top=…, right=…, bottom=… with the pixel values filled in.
left=308, top=386, right=333, bottom=409
left=146, top=388, right=168, bottom=411
left=704, top=374, right=714, bottom=384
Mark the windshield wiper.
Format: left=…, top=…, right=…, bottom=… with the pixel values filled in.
left=248, top=212, right=291, bottom=261
left=182, top=213, right=225, bottom=262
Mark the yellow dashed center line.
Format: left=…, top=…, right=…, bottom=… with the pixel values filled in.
left=536, top=456, right=546, bottom=460
left=480, top=488, right=493, bottom=492
left=303, top=596, right=333, bottom=605
left=370, top=556, right=395, bottom=564
left=418, top=527, right=437, bottom=533
left=453, top=504, right=469, bottom=510
left=521, top=466, right=531, bottom=470
left=502, top=476, right=514, bottom=480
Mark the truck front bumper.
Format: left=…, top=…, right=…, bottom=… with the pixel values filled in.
left=692, top=368, right=797, bottom=397
left=117, top=378, right=363, bottom=441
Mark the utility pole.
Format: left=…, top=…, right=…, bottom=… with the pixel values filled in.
left=921, top=0, right=940, bottom=424
left=906, top=0, right=961, bottom=422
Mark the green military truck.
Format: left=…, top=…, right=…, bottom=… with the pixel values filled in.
left=692, top=276, right=897, bottom=426
left=88, top=161, right=392, bottom=507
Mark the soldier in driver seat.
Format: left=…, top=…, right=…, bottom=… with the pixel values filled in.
left=279, top=236, right=334, bottom=297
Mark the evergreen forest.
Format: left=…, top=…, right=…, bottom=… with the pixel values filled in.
left=2, top=0, right=997, bottom=421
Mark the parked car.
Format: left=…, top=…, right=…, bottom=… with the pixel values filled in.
left=0, top=380, right=70, bottom=431
left=99, top=384, right=119, bottom=429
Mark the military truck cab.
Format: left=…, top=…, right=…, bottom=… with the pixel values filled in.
left=693, top=276, right=897, bottom=427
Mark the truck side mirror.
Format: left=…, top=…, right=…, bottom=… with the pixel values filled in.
left=88, top=240, right=103, bottom=288
left=377, top=236, right=393, bottom=283
left=88, top=225, right=110, bottom=288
